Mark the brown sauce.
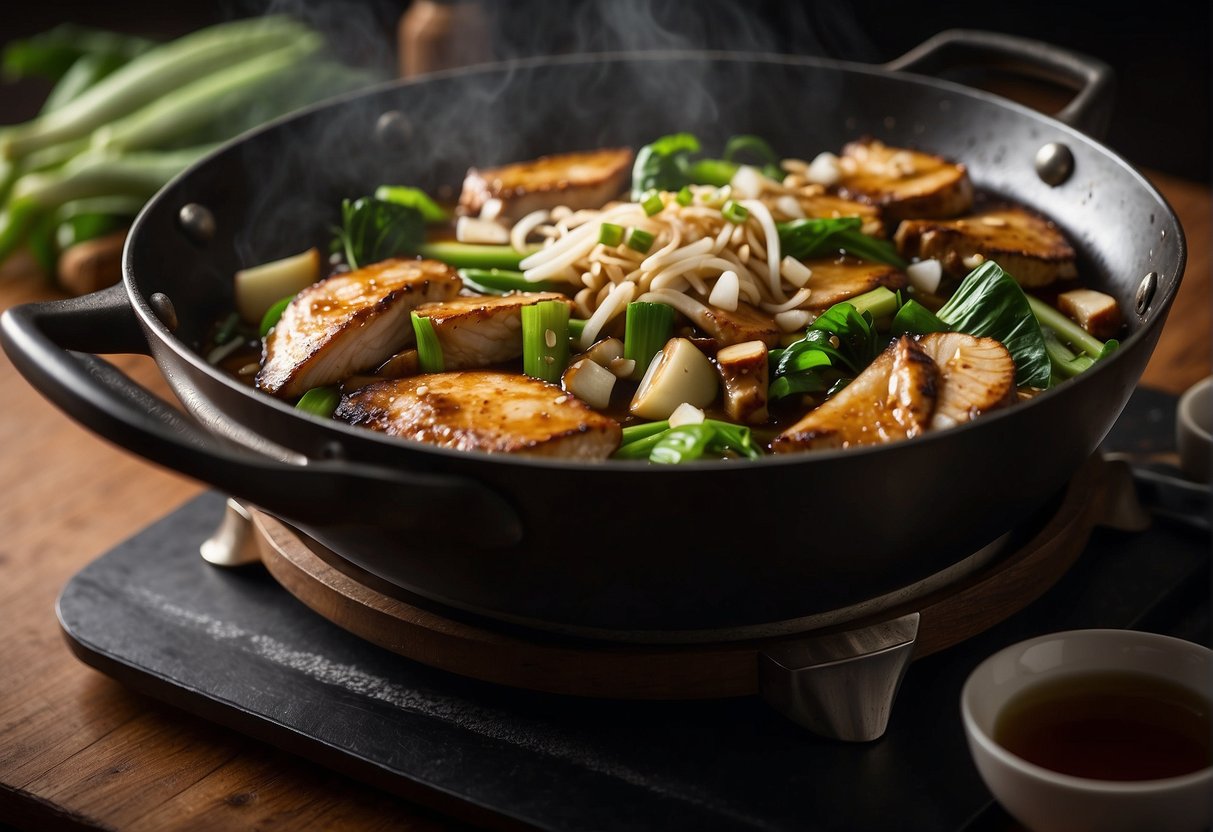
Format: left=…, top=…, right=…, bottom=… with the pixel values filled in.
left=993, top=671, right=1212, bottom=781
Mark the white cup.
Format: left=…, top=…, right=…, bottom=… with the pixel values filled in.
left=961, top=629, right=1213, bottom=832
left=1177, top=375, right=1212, bottom=483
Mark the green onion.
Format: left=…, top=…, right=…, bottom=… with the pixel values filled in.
left=457, top=267, right=561, bottom=294
left=214, top=311, right=242, bottom=345
left=722, top=200, right=749, bottom=224
left=687, top=158, right=737, bottom=187
left=612, top=431, right=668, bottom=460
left=521, top=300, right=570, bottom=383
left=411, top=311, right=444, bottom=372
left=847, top=286, right=899, bottom=320
left=41, top=52, right=131, bottom=114
left=258, top=294, right=295, bottom=337
left=1025, top=295, right=1115, bottom=360
left=415, top=241, right=535, bottom=270
left=676, top=186, right=693, bottom=206
left=620, top=420, right=670, bottom=445
left=375, top=185, right=449, bottom=223
left=599, top=222, right=624, bottom=247
left=623, top=301, right=674, bottom=379
left=2, top=16, right=313, bottom=160
left=295, top=386, right=341, bottom=419
left=569, top=319, right=587, bottom=340
left=626, top=227, right=655, bottom=254
left=640, top=190, right=664, bottom=216
left=1042, top=328, right=1094, bottom=379
left=2, top=23, right=154, bottom=82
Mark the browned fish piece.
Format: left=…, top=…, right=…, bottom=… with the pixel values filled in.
left=459, top=148, right=635, bottom=221
left=414, top=292, right=574, bottom=369
left=715, top=340, right=769, bottom=424
left=336, top=371, right=621, bottom=459
left=772, top=336, right=939, bottom=452
left=257, top=258, right=461, bottom=398
left=804, top=258, right=906, bottom=311
left=836, top=139, right=973, bottom=222
left=799, top=193, right=885, bottom=237
left=917, top=332, right=1017, bottom=428
left=692, top=301, right=781, bottom=347
left=894, top=207, right=1077, bottom=287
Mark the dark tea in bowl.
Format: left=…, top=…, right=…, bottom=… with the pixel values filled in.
left=961, top=630, right=1213, bottom=832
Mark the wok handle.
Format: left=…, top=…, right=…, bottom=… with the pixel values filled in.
left=885, top=29, right=1115, bottom=138
left=0, top=286, right=523, bottom=549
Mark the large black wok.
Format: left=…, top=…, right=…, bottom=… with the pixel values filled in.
left=1, top=31, right=1185, bottom=638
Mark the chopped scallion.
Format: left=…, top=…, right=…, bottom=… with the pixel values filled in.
left=295, top=386, right=340, bottom=418
left=457, top=267, right=560, bottom=294
left=626, top=227, right=655, bottom=254
left=521, top=300, right=570, bottom=383
left=623, top=301, right=674, bottom=379
left=415, top=241, right=535, bottom=270
left=569, top=318, right=587, bottom=339
left=676, top=186, right=693, bottom=206
left=620, top=420, right=670, bottom=445
left=411, top=311, right=444, bottom=372
left=599, top=222, right=624, bottom=247
left=722, top=199, right=749, bottom=224
left=847, top=286, right=898, bottom=320
left=640, top=190, right=664, bottom=216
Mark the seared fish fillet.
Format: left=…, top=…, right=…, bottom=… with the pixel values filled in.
left=692, top=301, right=781, bottom=347
left=894, top=207, right=1077, bottom=287
left=773, top=336, right=939, bottom=452
left=337, top=371, right=621, bottom=459
left=836, top=139, right=973, bottom=222
left=917, top=332, right=1016, bottom=428
left=257, top=258, right=461, bottom=398
left=414, top=292, right=574, bottom=369
left=459, top=148, right=634, bottom=221
left=805, top=258, right=906, bottom=311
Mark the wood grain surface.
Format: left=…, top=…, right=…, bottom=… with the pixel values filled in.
left=0, top=172, right=1206, bottom=830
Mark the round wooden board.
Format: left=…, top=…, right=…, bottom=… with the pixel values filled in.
left=254, top=455, right=1118, bottom=700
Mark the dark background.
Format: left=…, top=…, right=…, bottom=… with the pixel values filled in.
left=2, top=0, right=1209, bottom=181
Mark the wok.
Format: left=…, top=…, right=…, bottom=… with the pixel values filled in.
left=1, top=31, right=1185, bottom=638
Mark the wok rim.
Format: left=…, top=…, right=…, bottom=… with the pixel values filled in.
left=121, top=48, right=1187, bottom=473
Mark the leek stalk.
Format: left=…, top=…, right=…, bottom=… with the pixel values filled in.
left=416, top=241, right=537, bottom=270
left=623, top=301, right=674, bottom=379
left=521, top=300, right=570, bottom=383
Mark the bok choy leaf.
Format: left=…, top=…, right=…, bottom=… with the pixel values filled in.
left=768, top=300, right=884, bottom=400
left=776, top=216, right=906, bottom=268
left=332, top=196, right=424, bottom=270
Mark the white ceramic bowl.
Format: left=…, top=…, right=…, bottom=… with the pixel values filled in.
left=1177, top=375, right=1213, bottom=483
left=961, top=629, right=1213, bottom=832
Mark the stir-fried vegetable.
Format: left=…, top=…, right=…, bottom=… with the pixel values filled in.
left=630, top=132, right=786, bottom=200
left=613, top=419, right=762, bottom=462
left=623, top=301, right=675, bottom=380
left=295, top=386, right=341, bottom=418
left=769, top=295, right=885, bottom=400
left=777, top=216, right=906, bottom=268
left=521, top=300, right=570, bottom=383
left=375, top=185, right=449, bottom=223
left=411, top=311, right=444, bottom=373
left=332, top=197, right=425, bottom=270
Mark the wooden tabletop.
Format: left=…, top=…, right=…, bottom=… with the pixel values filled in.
left=0, top=172, right=1207, bottom=830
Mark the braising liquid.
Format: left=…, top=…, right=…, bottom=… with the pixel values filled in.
left=993, top=671, right=1212, bottom=781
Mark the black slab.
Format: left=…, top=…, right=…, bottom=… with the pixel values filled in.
left=57, top=388, right=1210, bottom=831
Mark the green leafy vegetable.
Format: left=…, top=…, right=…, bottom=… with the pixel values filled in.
left=686, top=158, right=737, bottom=187
left=776, top=216, right=906, bottom=268
left=333, top=196, right=424, bottom=270
left=631, top=132, right=700, bottom=199
left=722, top=134, right=784, bottom=180
left=891, top=299, right=948, bottom=336
left=936, top=261, right=1051, bottom=389
left=259, top=294, right=295, bottom=337
left=768, top=301, right=883, bottom=400
left=374, top=185, right=449, bottom=223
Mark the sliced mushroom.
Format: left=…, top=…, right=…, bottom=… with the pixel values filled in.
left=715, top=339, right=769, bottom=424
left=917, top=332, right=1016, bottom=429
left=772, top=335, right=939, bottom=452
left=835, top=139, right=973, bottom=221
left=894, top=207, right=1077, bottom=288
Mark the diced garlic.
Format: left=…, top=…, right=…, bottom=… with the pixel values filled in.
left=668, top=402, right=706, bottom=428
left=906, top=259, right=943, bottom=294
left=775, top=195, right=805, bottom=219
left=561, top=358, right=616, bottom=410
left=478, top=198, right=504, bottom=222
left=708, top=270, right=740, bottom=311
left=456, top=215, right=509, bottom=244
left=805, top=152, right=842, bottom=186
left=780, top=256, right=813, bottom=288
left=730, top=165, right=765, bottom=199
left=962, top=253, right=986, bottom=270
left=775, top=309, right=813, bottom=332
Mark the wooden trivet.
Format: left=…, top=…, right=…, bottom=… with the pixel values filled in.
left=254, top=455, right=1121, bottom=700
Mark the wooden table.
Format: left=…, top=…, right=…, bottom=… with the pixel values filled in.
left=0, top=173, right=1207, bottom=830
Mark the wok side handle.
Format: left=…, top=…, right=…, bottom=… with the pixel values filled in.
left=885, top=29, right=1115, bottom=138
left=0, top=290, right=523, bottom=549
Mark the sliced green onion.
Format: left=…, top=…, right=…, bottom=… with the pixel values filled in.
left=411, top=311, right=444, bottom=373
left=847, top=286, right=899, bottom=320
left=676, top=186, right=694, bottom=206
left=258, top=294, right=295, bottom=337
left=620, top=420, right=670, bottom=445
left=295, top=386, right=340, bottom=418
left=626, top=227, right=655, bottom=254
left=415, top=241, right=536, bottom=270
left=521, top=300, right=570, bottom=383
left=569, top=319, right=587, bottom=340
left=640, top=190, right=664, bottom=216
left=612, top=430, right=669, bottom=460
left=722, top=200, right=749, bottom=224
left=457, top=267, right=561, bottom=295
left=214, top=311, right=242, bottom=345
left=374, top=185, right=448, bottom=223
left=623, top=301, right=674, bottom=379
left=599, top=222, right=624, bottom=247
